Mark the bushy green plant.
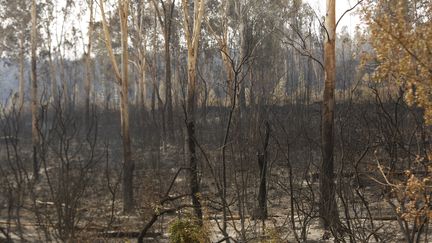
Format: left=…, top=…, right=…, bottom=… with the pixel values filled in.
left=168, top=217, right=208, bottom=243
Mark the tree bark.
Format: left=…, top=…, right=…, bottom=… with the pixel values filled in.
left=138, top=32, right=147, bottom=131
left=151, top=0, right=175, bottom=141
left=48, top=45, right=57, bottom=105
left=186, top=41, right=203, bottom=224
left=164, top=30, right=174, bottom=141
left=100, top=0, right=134, bottom=213
left=44, top=15, right=57, bottom=105
left=182, top=0, right=205, bottom=224
left=255, top=121, right=270, bottom=220
left=238, top=2, right=248, bottom=112
left=31, top=0, right=39, bottom=180
left=186, top=46, right=202, bottom=222
left=18, top=32, right=25, bottom=110
left=84, top=0, right=94, bottom=127
left=206, top=0, right=233, bottom=103
left=119, top=0, right=134, bottom=213
left=320, top=0, right=339, bottom=230
left=60, top=56, right=68, bottom=108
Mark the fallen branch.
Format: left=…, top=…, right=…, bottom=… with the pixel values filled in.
left=0, top=226, right=12, bottom=242
left=137, top=204, right=195, bottom=243
left=136, top=167, right=192, bottom=243
left=99, top=231, right=161, bottom=238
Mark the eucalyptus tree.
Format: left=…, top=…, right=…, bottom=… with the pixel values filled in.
left=31, top=0, right=39, bottom=180
left=181, top=0, right=206, bottom=223
left=151, top=0, right=176, bottom=141
left=320, top=0, right=340, bottom=231
left=206, top=0, right=234, bottom=102
left=99, top=0, right=135, bottom=212
left=0, top=0, right=31, bottom=109
left=130, top=0, right=149, bottom=114
left=42, top=0, right=58, bottom=104
left=235, top=0, right=249, bottom=111
left=84, top=0, right=94, bottom=127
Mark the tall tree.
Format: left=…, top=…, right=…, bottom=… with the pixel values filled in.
left=151, top=0, right=176, bottom=141
left=0, top=0, right=31, bottom=109
left=118, top=0, right=134, bottom=212
left=182, top=0, right=205, bottom=223
left=235, top=0, right=252, bottom=112
left=319, top=0, right=339, bottom=230
left=44, top=1, right=58, bottom=105
left=84, top=0, right=94, bottom=127
left=206, top=0, right=234, bottom=103
left=130, top=0, right=148, bottom=132
left=205, top=0, right=234, bottom=237
left=31, top=0, right=39, bottom=180
left=57, top=2, right=74, bottom=108
left=84, top=0, right=94, bottom=125
left=99, top=0, right=134, bottom=212
left=18, top=29, right=25, bottom=109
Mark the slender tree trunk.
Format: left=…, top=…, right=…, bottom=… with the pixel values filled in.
left=306, top=26, right=313, bottom=106
left=222, top=0, right=234, bottom=104
left=284, top=50, right=290, bottom=104
left=182, top=0, right=205, bottom=224
left=18, top=32, right=25, bottom=110
left=151, top=14, right=165, bottom=148
left=221, top=49, right=234, bottom=102
left=45, top=19, right=57, bottom=104
left=206, top=0, right=233, bottom=104
left=186, top=47, right=202, bottom=223
left=205, top=2, right=234, bottom=234
left=60, top=57, right=68, bottom=108
left=320, top=0, right=339, bottom=230
left=151, top=84, right=156, bottom=123
left=255, top=121, right=270, bottom=220
left=152, top=15, right=158, bottom=127
left=119, top=0, right=134, bottom=213
left=158, top=85, right=167, bottom=149
left=151, top=0, right=175, bottom=141
left=220, top=60, right=238, bottom=243
left=31, top=0, right=39, bottom=180
left=99, top=0, right=134, bottom=213
left=48, top=48, right=57, bottom=104
left=238, top=8, right=247, bottom=112
left=139, top=41, right=147, bottom=128
left=84, top=0, right=94, bottom=127
left=135, top=0, right=147, bottom=132
left=164, top=31, right=174, bottom=141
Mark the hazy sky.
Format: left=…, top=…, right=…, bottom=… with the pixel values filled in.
left=51, top=0, right=363, bottom=58
left=306, top=0, right=363, bottom=35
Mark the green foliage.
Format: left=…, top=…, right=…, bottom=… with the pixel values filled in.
left=168, top=217, right=208, bottom=243
left=261, top=227, right=284, bottom=243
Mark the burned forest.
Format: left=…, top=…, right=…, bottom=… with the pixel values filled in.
left=0, top=0, right=432, bottom=242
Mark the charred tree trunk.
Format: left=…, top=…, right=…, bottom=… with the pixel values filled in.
left=238, top=9, right=247, bottom=112
left=84, top=0, right=94, bottom=127
left=182, top=0, right=205, bottom=224
left=48, top=44, right=57, bottom=105
left=100, top=0, right=134, bottom=213
left=186, top=49, right=202, bottom=222
left=138, top=37, right=147, bottom=134
left=119, top=0, right=134, bottom=213
left=31, top=0, right=39, bottom=181
left=164, top=31, right=174, bottom=141
left=254, top=121, right=270, bottom=220
left=60, top=56, right=68, bottom=108
left=320, top=0, right=339, bottom=230
left=18, top=32, right=25, bottom=110
left=151, top=0, right=176, bottom=142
